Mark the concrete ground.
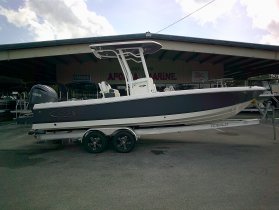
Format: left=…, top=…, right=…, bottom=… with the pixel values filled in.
left=0, top=120, right=279, bottom=210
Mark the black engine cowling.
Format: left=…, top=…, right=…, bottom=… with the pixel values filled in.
left=29, top=84, right=58, bottom=109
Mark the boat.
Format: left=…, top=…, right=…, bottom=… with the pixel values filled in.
left=29, top=40, right=265, bottom=132
left=0, top=95, right=17, bottom=110
left=0, top=94, right=18, bottom=121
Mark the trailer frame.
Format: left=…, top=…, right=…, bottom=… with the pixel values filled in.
left=30, top=119, right=260, bottom=153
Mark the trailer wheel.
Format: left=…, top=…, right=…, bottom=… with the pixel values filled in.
left=83, top=131, right=108, bottom=153
left=112, top=130, right=136, bottom=153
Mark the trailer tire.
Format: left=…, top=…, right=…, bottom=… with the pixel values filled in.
left=112, top=130, right=136, bottom=153
left=83, top=131, right=108, bottom=153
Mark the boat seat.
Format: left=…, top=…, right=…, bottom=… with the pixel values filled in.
left=164, top=85, right=175, bottom=92
left=130, top=77, right=157, bottom=95
left=98, top=81, right=120, bottom=98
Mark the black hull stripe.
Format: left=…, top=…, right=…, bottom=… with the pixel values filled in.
left=32, top=90, right=261, bottom=124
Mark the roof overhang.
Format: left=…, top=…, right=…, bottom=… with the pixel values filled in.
left=1, top=33, right=279, bottom=61
left=0, top=33, right=279, bottom=79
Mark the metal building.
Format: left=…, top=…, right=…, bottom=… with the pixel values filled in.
left=0, top=32, right=279, bottom=92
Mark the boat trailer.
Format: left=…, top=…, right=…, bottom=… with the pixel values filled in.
left=29, top=119, right=260, bottom=153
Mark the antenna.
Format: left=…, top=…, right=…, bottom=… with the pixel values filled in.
left=157, top=0, right=216, bottom=33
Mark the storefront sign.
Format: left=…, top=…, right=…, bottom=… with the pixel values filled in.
left=107, top=72, right=177, bottom=81
left=73, top=74, right=91, bottom=82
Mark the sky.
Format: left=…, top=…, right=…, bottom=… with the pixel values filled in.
left=0, top=0, right=279, bottom=45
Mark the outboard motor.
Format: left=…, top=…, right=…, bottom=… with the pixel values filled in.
left=29, top=84, right=58, bottom=109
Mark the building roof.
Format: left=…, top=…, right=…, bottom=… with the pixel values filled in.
left=0, top=33, right=279, bottom=80
left=1, top=32, right=279, bottom=52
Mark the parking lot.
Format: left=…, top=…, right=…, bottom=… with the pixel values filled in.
left=0, top=120, right=279, bottom=210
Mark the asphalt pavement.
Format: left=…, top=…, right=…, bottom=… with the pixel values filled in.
left=0, top=120, right=279, bottom=210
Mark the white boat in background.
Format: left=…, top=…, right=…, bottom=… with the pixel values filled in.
left=28, top=40, right=265, bottom=131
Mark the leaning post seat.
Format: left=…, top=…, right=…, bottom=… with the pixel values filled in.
left=130, top=77, right=157, bottom=96
left=98, top=81, right=120, bottom=98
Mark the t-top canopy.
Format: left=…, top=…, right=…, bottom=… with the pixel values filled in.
left=90, top=40, right=162, bottom=59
